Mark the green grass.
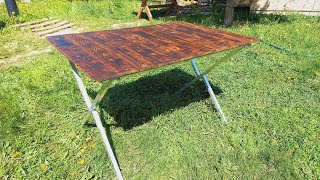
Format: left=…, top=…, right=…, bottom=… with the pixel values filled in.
left=1, top=0, right=320, bottom=179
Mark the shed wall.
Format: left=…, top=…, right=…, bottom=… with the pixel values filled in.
left=250, top=0, right=320, bottom=15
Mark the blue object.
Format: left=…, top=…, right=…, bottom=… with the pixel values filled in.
left=4, top=0, right=19, bottom=16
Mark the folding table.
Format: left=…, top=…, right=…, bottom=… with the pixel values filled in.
left=136, top=0, right=181, bottom=20
left=47, top=22, right=259, bottom=179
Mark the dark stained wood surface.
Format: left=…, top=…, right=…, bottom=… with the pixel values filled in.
left=47, top=22, right=259, bottom=82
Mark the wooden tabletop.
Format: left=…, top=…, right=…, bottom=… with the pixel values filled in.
left=47, top=22, right=259, bottom=82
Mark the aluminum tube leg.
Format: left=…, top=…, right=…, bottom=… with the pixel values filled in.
left=91, top=110, right=124, bottom=180
left=177, top=47, right=243, bottom=93
left=69, top=62, right=124, bottom=180
left=90, top=80, right=114, bottom=111
left=191, top=59, right=228, bottom=124
left=70, top=62, right=92, bottom=109
left=82, top=80, right=115, bottom=126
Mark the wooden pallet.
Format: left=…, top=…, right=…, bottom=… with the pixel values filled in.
left=15, top=18, right=75, bottom=37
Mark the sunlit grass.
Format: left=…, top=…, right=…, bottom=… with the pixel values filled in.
left=1, top=0, right=319, bottom=179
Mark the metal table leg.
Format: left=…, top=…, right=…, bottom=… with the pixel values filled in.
left=69, top=62, right=124, bottom=180
left=191, top=59, right=228, bottom=123
left=177, top=47, right=244, bottom=123
left=177, top=47, right=243, bottom=93
left=81, top=80, right=115, bottom=127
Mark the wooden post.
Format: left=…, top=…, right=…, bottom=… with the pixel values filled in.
left=137, top=0, right=153, bottom=21
left=137, top=0, right=181, bottom=20
left=4, top=0, right=19, bottom=16
left=224, top=0, right=235, bottom=27
left=165, top=0, right=181, bottom=16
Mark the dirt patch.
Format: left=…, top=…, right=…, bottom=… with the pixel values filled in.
left=111, top=19, right=149, bottom=29
left=0, top=47, right=52, bottom=65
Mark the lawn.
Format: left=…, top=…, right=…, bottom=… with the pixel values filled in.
left=0, top=0, right=319, bottom=179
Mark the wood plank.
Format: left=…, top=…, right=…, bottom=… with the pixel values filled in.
left=38, top=23, right=74, bottom=36
left=32, top=20, right=69, bottom=32
left=148, top=4, right=170, bottom=8
left=22, top=19, right=61, bottom=30
left=47, top=22, right=259, bottom=82
left=14, top=18, right=50, bottom=27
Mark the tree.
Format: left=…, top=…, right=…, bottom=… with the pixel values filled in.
left=224, top=0, right=235, bottom=27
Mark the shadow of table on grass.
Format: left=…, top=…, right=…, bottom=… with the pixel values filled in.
left=86, top=68, right=223, bottom=165
left=89, top=69, right=222, bottom=130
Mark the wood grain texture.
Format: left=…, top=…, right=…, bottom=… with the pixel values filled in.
left=47, top=21, right=259, bottom=82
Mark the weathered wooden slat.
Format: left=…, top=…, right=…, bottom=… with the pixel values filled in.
left=148, top=4, right=169, bottom=8
left=32, top=20, right=69, bottom=32
left=14, top=18, right=50, bottom=27
left=47, top=22, right=260, bottom=82
left=22, top=19, right=61, bottom=30
left=38, top=23, right=74, bottom=36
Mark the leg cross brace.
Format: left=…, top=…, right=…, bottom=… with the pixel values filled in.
left=70, top=62, right=124, bottom=180
left=177, top=47, right=243, bottom=123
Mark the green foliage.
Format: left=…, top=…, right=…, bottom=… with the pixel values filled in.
left=0, top=0, right=320, bottom=179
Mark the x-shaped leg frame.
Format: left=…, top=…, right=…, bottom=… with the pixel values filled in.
left=177, top=47, right=244, bottom=124
left=69, top=62, right=124, bottom=180
left=68, top=47, right=242, bottom=179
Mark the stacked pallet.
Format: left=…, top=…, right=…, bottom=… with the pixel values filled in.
left=14, top=18, right=75, bottom=37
